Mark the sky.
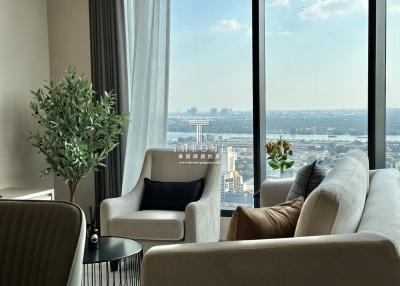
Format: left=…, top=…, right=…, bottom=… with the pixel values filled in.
left=168, top=0, right=400, bottom=112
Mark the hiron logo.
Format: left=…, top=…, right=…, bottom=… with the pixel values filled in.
left=186, top=118, right=210, bottom=143
left=173, top=117, right=222, bottom=165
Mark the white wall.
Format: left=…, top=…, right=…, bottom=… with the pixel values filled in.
left=47, top=0, right=95, bottom=219
left=0, top=1, right=232, bottom=237
left=0, top=0, right=94, bottom=217
left=0, top=0, right=52, bottom=189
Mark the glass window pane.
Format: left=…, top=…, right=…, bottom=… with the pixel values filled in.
left=167, top=0, right=254, bottom=210
left=386, top=0, right=400, bottom=169
left=265, top=0, right=368, bottom=178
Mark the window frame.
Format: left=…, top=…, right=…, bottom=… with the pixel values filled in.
left=221, top=0, right=387, bottom=217
left=368, top=0, right=387, bottom=169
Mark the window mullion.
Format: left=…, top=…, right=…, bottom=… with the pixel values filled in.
left=368, top=0, right=387, bottom=169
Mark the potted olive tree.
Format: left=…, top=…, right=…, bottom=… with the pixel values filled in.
left=29, top=65, right=128, bottom=203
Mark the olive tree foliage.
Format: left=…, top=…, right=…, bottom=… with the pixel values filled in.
left=29, top=65, right=129, bottom=201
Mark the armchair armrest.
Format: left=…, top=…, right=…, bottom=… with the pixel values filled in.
left=142, top=233, right=400, bottom=286
left=260, top=178, right=294, bottom=207
left=100, top=182, right=144, bottom=235
left=185, top=162, right=220, bottom=242
left=101, top=151, right=153, bottom=235
left=369, top=169, right=396, bottom=181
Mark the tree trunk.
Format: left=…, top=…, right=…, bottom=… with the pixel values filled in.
left=68, top=181, right=78, bottom=203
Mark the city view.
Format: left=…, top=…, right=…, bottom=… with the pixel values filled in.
left=167, top=108, right=400, bottom=210
left=168, top=0, right=400, bottom=210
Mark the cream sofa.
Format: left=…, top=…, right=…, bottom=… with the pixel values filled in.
left=141, top=150, right=400, bottom=286
left=100, top=148, right=221, bottom=253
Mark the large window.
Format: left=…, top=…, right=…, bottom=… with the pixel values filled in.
left=264, top=0, right=368, bottom=178
left=167, top=0, right=254, bottom=210
left=386, top=0, right=400, bottom=168
left=165, top=0, right=393, bottom=213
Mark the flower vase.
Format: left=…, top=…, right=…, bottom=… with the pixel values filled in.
left=280, top=168, right=291, bottom=178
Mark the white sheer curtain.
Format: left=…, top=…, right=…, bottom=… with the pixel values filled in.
left=122, top=0, right=171, bottom=195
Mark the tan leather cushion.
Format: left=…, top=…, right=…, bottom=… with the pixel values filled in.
left=110, top=210, right=185, bottom=241
left=226, top=197, right=304, bottom=241
left=295, top=150, right=369, bottom=236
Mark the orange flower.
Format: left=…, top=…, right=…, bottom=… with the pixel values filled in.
left=265, top=143, right=274, bottom=155
left=282, top=140, right=290, bottom=153
left=265, top=137, right=294, bottom=172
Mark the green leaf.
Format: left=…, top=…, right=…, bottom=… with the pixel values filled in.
left=28, top=64, right=130, bottom=185
left=268, top=160, right=280, bottom=170
left=285, top=161, right=294, bottom=169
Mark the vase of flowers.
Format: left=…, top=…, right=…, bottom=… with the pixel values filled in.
left=265, top=137, right=294, bottom=178
left=29, top=65, right=129, bottom=203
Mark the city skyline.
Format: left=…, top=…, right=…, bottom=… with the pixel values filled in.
left=168, top=106, right=381, bottom=113
left=166, top=107, right=400, bottom=210
left=168, top=108, right=400, bottom=137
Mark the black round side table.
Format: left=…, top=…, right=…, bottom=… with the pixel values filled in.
left=82, top=236, right=143, bottom=286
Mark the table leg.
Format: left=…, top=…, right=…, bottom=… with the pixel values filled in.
left=110, top=260, right=119, bottom=272
left=83, top=256, right=141, bottom=285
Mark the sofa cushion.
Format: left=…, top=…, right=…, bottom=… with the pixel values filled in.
left=295, top=150, right=369, bottom=236
left=110, top=210, right=185, bottom=241
left=227, top=197, right=304, bottom=241
left=140, top=178, right=204, bottom=211
left=357, top=169, right=400, bottom=252
left=286, top=160, right=326, bottom=201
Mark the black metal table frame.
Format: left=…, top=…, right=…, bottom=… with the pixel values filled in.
left=82, top=236, right=143, bottom=286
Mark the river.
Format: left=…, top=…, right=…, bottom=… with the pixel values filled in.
left=167, top=132, right=400, bottom=143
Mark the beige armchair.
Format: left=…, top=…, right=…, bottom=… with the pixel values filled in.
left=100, top=148, right=221, bottom=252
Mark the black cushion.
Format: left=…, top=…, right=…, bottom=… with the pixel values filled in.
left=286, top=160, right=326, bottom=201
left=140, top=178, right=204, bottom=211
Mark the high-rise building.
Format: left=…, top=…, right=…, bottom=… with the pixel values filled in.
left=233, top=170, right=244, bottom=193
left=220, top=146, right=236, bottom=173
left=220, top=146, right=246, bottom=208
left=187, top=107, right=197, bottom=116
left=220, top=108, right=231, bottom=115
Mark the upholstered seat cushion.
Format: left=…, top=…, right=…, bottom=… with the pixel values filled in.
left=357, top=169, right=400, bottom=252
left=110, top=210, right=185, bottom=241
left=295, top=149, right=369, bottom=236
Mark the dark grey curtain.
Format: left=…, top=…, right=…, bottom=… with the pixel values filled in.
left=89, top=0, right=127, bottom=221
